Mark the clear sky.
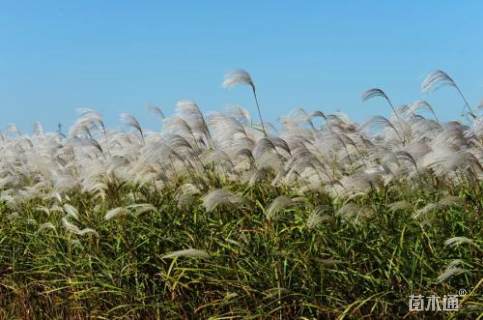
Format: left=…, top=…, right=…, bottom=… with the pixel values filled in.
left=1, top=1, right=483, bottom=132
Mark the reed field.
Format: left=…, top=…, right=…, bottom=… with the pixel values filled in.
left=0, top=70, right=481, bottom=319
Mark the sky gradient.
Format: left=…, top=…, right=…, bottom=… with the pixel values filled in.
left=1, top=1, right=483, bottom=132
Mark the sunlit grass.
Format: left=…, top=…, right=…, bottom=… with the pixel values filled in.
left=0, top=179, right=481, bottom=319
left=0, top=69, right=481, bottom=318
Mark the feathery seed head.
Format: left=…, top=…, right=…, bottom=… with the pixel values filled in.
left=223, top=69, right=255, bottom=89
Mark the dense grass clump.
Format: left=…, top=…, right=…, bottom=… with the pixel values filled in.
left=0, top=69, right=482, bottom=318
left=0, top=179, right=481, bottom=319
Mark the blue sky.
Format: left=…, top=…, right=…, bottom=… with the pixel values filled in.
left=1, top=1, right=482, bottom=132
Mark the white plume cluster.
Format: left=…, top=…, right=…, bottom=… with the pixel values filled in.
left=0, top=71, right=481, bottom=211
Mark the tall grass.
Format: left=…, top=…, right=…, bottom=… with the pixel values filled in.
left=0, top=70, right=481, bottom=319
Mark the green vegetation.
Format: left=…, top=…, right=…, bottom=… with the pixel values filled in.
left=0, top=69, right=481, bottom=318
left=0, top=180, right=481, bottom=319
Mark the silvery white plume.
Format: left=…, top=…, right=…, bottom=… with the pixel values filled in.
left=306, top=205, right=331, bottom=229
left=444, top=236, right=479, bottom=249
left=38, top=222, right=56, bottom=232
left=63, top=204, right=79, bottom=220
left=223, top=69, right=254, bottom=89
left=436, top=259, right=469, bottom=283
left=161, top=248, right=209, bottom=259
left=176, top=183, right=201, bottom=208
left=223, top=69, right=267, bottom=136
left=407, top=100, right=439, bottom=122
left=421, top=70, right=457, bottom=93
left=202, top=189, right=243, bottom=212
left=62, top=216, right=98, bottom=237
left=128, top=203, right=157, bottom=217
left=120, top=113, right=144, bottom=142
left=265, top=196, right=293, bottom=221
left=361, top=88, right=393, bottom=107
left=387, top=200, right=412, bottom=212
left=421, top=70, right=475, bottom=116
left=105, top=207, right=129, bottom=220
left=148, top=105, right=165, bottom=119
